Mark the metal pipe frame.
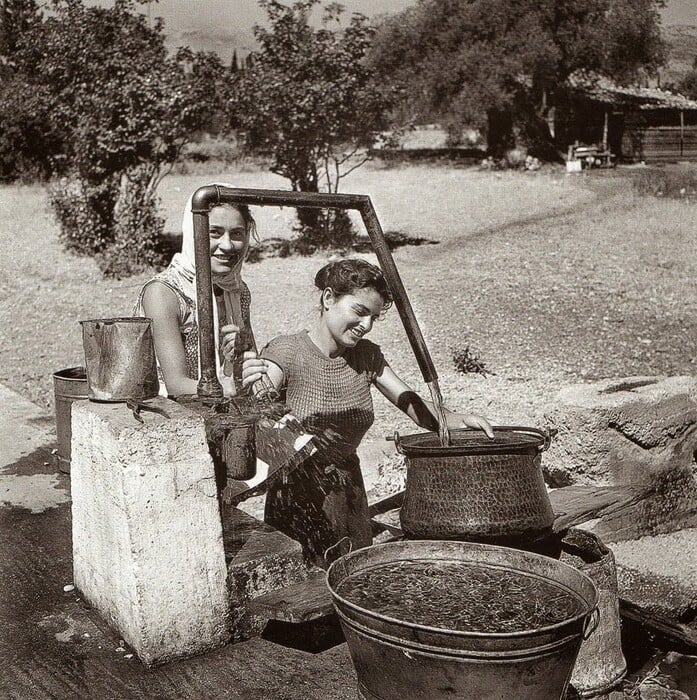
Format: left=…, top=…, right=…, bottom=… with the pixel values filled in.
left=191, top=185, right=439, bottom=403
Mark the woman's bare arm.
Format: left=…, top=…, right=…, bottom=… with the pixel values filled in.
left=141, top=281, right=199, bottom=397
left=374, top=365, right=494, bottom=437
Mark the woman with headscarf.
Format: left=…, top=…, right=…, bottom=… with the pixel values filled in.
left=134, top=183, right=259, bottom=397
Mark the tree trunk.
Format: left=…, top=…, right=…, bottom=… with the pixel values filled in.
left=293, top=172, right=320, bottom=231
left=486, top=109, right=515, bottom=157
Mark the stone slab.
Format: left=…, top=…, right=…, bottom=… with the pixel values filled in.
left=542, top=376, right=697, bottom=486
left=71, top=397, right=231, bottom=666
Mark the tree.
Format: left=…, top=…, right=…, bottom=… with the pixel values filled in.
left=0, top=0, right=41, bottom=60
left=0, top=0, right=53, bottom=180
left=230, top=0, right=395, bottom=244
left=1, top=0, right=228, bottom=274
left=368, top=0, right=667, bottom=158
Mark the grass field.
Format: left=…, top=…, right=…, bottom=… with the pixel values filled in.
left=1, top=162, right=696, bottom=447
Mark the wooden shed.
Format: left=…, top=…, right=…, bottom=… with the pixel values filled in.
left=552, top=73, right=697, bottom=163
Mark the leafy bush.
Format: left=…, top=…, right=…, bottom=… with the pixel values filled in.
left=632, top=168, right=697, bottom=202
left=103, top=168, right=169, bottom=278
left=4, top=0, right=228, bottom=275
left=49, top=176, right=120, bottom=256
left=452, top=346, right=492, bottom=376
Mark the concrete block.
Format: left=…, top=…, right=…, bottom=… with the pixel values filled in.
left=542, top=376, right=697, bottom=486
left=223, top=507, right=310, bottom=640
left=71, top=397, right=231, bottom=666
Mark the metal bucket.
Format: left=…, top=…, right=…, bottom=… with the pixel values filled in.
left=207, top=413, right=257, bottom=483
left=80, top=317, right=159, bottom=402
left=327, top=540, right=598, bottom=700
left=52, top=366, right=88, bottom=473
left=397, top=426, right=554, bottom=544
left=561, top=529, right=627, bottom=697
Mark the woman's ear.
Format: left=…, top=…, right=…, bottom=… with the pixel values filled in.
left=322, top=287, right=335, bottom=311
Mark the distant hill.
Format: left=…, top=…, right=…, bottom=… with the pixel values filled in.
left=662, top=24, right=697, bottom=87
left=164, top=29, right=254, bottom=65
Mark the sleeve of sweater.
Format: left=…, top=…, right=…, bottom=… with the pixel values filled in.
left=260, top=334, right=298, bottom=388
left=358, top=339, right=387, bottom=381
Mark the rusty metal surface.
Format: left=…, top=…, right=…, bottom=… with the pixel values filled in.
left=80, top=318, right=159, bottom=402
left=51, top=367, right=88, bottom=472
left=398, top=432, right=555, bottom=541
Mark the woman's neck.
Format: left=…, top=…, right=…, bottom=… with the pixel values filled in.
left=308, top=321, right=344, bottom=358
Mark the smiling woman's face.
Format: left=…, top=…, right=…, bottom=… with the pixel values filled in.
left=323, top=286, right=385, bottom=349
left=208, top=205, right=248, bottom=276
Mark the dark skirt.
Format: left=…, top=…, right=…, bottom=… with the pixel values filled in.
left=264, top=452, right=372, bottom=568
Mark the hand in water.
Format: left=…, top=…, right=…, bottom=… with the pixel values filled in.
left=447, top=411, right=495, bottom=439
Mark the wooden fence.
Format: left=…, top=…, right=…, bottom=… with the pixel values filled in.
left=622, top=125, right=697, bottom=163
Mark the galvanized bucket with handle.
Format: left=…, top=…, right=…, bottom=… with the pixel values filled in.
left=80, top=317, right=159, bottom=402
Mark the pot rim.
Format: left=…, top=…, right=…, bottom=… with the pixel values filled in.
left=394, top=426, right=550, bottom=456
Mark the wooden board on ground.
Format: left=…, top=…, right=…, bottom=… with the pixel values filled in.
left=550, top=484, right=645, bottom=532
left=249, top=568, right=334, bottom=624
left=620, top=598, right=697, bottom=654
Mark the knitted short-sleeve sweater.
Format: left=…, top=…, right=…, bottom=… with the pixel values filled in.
left=261, top=330, right=386, bottom=463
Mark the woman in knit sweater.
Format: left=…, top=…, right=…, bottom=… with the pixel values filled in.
left=242, top=258, right=493, bottom=566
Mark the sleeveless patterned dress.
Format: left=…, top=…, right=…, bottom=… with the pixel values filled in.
left=134, top=267, right=253, bottom=393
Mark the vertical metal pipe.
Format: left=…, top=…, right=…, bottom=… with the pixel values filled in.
left=192, top=209, right=224, bottom=400
left=359, top=199, right=450, bottom=445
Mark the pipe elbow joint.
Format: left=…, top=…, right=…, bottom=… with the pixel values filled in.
left=191, top=185, right=219, bottom=213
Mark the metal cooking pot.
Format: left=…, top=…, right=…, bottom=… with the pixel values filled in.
left=397, top=426, right=554, bottom=544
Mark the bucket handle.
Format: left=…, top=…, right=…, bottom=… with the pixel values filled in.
left=583, top=607, right=600, bottom=640
left=393, top=431, right=403, bottom=455
left=324, top=537, right=353, bottom=567
left=391, top=426, right=551, bottom=453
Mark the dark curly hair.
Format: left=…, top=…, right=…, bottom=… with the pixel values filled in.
left=314, top=258, right=393, bottom=311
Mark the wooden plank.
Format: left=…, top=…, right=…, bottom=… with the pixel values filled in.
left=549, top=484, right=645, bottom=532
left=248, top=569, right=335, bottom=623
left=620, top=598, right=697, bottom=654
left=368, top=490, right=405, bottom=517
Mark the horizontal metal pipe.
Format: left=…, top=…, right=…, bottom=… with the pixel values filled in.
left=196, top=186, right=372, bottom=212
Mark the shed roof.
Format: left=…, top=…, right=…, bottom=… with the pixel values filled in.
left=567, top=71, right=697, bottom=111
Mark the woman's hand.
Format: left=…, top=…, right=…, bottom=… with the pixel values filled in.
left=447, top=410, right=495, bottom=439
left=220, top=323, right=239, bottom=363
left=241, top=350, right=269, bottom=388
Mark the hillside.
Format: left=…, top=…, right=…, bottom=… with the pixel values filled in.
left=662, top=24, right=697, bottom=87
